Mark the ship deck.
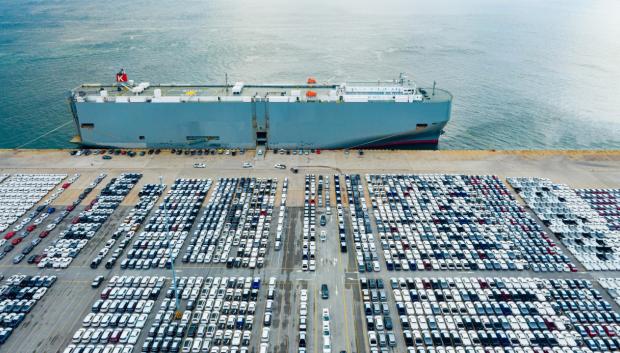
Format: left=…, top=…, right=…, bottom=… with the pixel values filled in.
left=73, top=83, right=452, bottom=102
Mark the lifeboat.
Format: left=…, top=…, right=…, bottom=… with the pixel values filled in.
left=306, top=90, right=317, bottom=98
left=307, top=77, right=317, bottom=84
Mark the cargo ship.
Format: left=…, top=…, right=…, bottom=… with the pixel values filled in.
left=68, top=74, right=452, bottom=149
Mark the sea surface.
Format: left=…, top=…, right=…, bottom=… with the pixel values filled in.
left=0, top=0, right=619, bottom=149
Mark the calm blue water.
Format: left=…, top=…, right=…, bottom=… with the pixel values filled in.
left=1, top=0, right=619, bottom=149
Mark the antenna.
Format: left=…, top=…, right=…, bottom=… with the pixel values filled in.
left=225, top=73, right=229, bottom=93
left=432, top=81, right=436, bottom=96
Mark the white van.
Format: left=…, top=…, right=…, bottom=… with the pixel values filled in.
left=261, top=327, right=270, bottom=343
left=323, top=336, right=331, bottom=353
left=259, top=343, right=269, bottom=353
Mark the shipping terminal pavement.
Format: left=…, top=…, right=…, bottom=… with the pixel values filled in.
left=0, top=149, right=618, bottom=353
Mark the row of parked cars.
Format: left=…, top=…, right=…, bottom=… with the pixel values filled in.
left=297, top=287, right=309, bottom=352
left=316, top=175, right=325, bottom=208
left=296, top=283, right=334, bottom=353
left=360, top=277, right=397, bottom=352
left=333, top=175, right=347, bottom=253
left=599, top=278, right=620, bottom=308
left=274, top=178, right=288, bottom=251
left=345, top=174, right=380, bottom=272
left=509, top=178, right=619, bottom=271
left=38, top=173, right=141, bottom=269
left=123, top=179, right=211, bottom=270
left=65, top=276, right=165, bottom=353
left=365, top=174, right=575, bottom=272
left=142, top=276, right=263, bottom=353
left=6, top=174, right=103, bottom=265
left=0, top=274, right=56, bottom=345
left=302, top=175, right=318, bottom=271
left=183, top=178, right=277, bottom=269
left=0, top=173, right=68, bottom=233
left=575, top=189, right=619, bottom=231
left=91, top=183, right=166, bottom=269
left=380, top=276, right=619, bottom=353
left=260, top=277, right=277, bottom=353
left=1, top=174, right=76, bottom=260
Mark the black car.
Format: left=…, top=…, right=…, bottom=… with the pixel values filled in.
left=321, top=284, right=329, bottom=299
left=320, top=215, right=327, bottom=226
left=384, top=316, right=394, bottom=330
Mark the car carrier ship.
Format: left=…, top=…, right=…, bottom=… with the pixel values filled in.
left=68, top=74, right=452, bottom=149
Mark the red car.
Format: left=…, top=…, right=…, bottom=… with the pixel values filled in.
left=100, top=287, right=111, bottom=300
left=3, top=231, right=16, bottom=240
left=109, top=329, right=121, bottom=343
left=11, top=238, right=22, bottom=245
left=39, top=231, right=50, bottom=238
left=26, top=224, right=36, bottom=232
left=66, top=205, right=75, bottom=211
left=62, top=182, right=71, bottom=189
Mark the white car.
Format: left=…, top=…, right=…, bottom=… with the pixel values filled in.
left=261, top=327, right=270, bottom=343
left=300, top=289, right=308, bottom=302
left=193, top=163, right=206, bottom=168
left=72, top=328, right=86, bottom=343
left=322, top=308, right=330, bottom=321
left=242, top=162, right=253, bottom=168
left=274, top=164, right=286, bottom=169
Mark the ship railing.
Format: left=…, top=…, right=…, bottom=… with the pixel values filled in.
left=74, top=89, right=452, bottom=103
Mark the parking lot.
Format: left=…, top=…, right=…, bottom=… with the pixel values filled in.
left=509, top=178, right=620, bottom=271
left=0, top=150, right=618, bottom=352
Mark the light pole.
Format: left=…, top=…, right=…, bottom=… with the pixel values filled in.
left=160, top=175, right=181, bottom=319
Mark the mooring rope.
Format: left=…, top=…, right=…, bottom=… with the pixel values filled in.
left=14, top=120, right=74, bottom=149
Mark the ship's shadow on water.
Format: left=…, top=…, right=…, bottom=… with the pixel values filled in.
left=363, top=144, right=440, bottom=151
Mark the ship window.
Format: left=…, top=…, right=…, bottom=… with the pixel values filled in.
left=139, top=136, right=145, bottom=140
left=81, top=123, right=95, bottom=129
left=416, top=124, right=428, bottom=130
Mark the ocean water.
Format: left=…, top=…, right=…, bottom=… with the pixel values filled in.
left=0, top=0, right=618, bottom=149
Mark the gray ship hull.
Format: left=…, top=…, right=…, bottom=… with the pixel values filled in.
left=71, top=93, right=451, bottom=149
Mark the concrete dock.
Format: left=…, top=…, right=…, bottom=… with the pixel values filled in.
left=0, top=149, right=618, bottom=353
